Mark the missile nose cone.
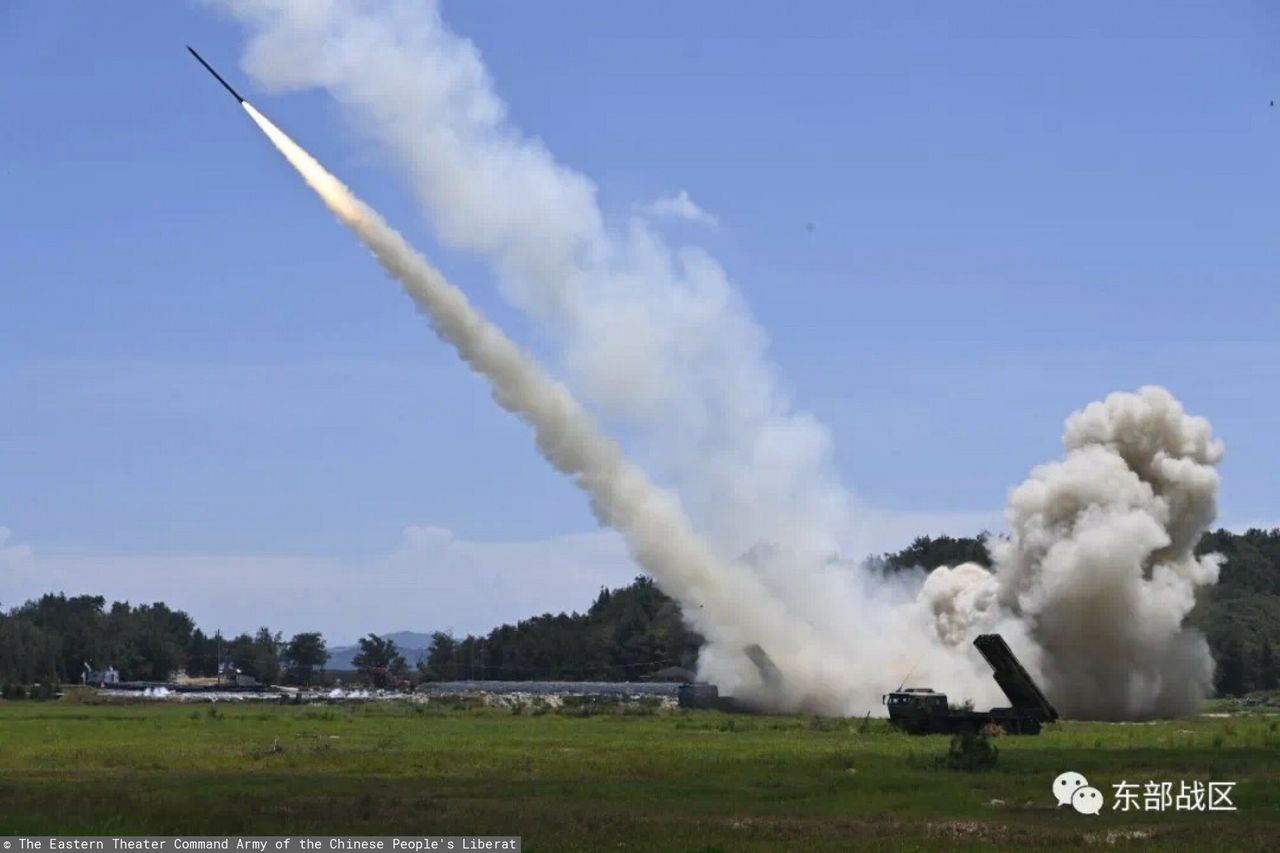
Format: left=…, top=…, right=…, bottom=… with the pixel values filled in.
left=187, top=45, right=246, bottom=104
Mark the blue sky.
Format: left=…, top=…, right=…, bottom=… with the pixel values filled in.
left=2, top=2, right=1277, bottom=640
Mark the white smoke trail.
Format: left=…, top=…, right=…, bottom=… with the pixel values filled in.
left=210, top=0, right=881, bottom=708
left=210, top=0, right=855, bottom=575
left=239, top=100, right=864, bottom=712
left=917, top=387, right=1223, bottom=719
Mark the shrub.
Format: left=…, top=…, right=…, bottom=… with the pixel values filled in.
left=943, top=732, right=999, bottom=771
left=32, top=682, right=60, bottom=701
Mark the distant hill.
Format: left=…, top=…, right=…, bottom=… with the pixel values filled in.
left=326, top=631, right=433, bottom=671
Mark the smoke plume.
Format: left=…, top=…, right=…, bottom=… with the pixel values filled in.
left=239, top=100, right=871, bottom=712
left=210, top=0, right=877, bottom=709
left=919, top=388, right=1223, bottom=719
left=211, top=1, right=1226, bottom=719
left=210, top=0, right=854, bottom=573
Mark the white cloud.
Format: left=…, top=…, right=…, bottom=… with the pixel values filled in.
left=640, top=190, right=720, bottom=227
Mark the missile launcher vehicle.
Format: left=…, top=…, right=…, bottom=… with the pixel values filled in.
left=883, top=633, right=1059, bottom=735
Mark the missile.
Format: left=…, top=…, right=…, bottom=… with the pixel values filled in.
left=186, top=46, right=245, bottom=104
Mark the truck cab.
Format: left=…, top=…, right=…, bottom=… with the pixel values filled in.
left=883, top=688, right=950, bottom=731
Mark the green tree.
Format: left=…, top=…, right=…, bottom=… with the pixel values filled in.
left=129, top=603, right=193, bottom=681
left=1215, top=631, right=1248, bottom=697
left=227, top=633, right=257, bottom=680
left=425, top=632, right=458, bottom=681
left=352, top=634, right=405, bottom=688
left=225, top=629, right=281, bottom=684
left=185, top=629, right=220, bottom=678
left=252, top=627, right=282, bottom=685
left=1259, top=639, right=1278, bottom=692
left=284, top=632, right=328, bottom=684
left=17, top=594, right=108, bottom=681
left=870, top=535, right=992, bottom=574
left=0, top=616, right=59, bottom=685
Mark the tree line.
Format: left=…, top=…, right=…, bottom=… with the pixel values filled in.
left=1194, top=528, right=1280, bottom=695
left=2, top=528, right=1277, bottom=697
left=418, top=576, right=701, bottom=683
left=0, top=596, right=330, bottom=688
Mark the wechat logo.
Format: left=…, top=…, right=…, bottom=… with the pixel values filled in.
left=1055, top=771, right=1104, bottom=815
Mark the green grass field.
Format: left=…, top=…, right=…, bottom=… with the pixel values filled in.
left=1, top=697, right=1277, bottom=850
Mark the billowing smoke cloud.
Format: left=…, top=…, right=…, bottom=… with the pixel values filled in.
left=239, top=100, right=874, bottom=713
left=919, top=388, right=1223, bottom=719
left=208, top=1, right=1226, bottom=719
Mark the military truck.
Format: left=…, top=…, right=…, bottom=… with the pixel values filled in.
left=883, top=633, right=1059, bottom=735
